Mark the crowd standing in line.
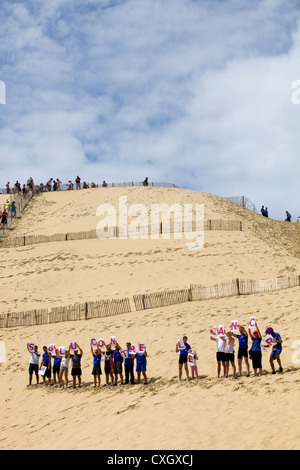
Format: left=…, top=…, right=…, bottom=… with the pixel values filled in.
left=27, top=339, right=148, bottom=389
left=2, top=176, right=152, bottom=195
left=26, top=323, right=283, bottom=389
left=210, top=321, right=283, bottom=379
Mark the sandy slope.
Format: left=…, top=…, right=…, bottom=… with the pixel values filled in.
left=0, top=287, right=299, bottom=450
left=0, top=187, right=299, bottom=450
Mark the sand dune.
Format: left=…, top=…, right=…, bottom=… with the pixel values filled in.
left=0, top=187, right=299, bottom=450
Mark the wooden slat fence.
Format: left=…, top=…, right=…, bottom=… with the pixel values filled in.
left=133, top=289, right=190, bottom=311
left=0, top=219, right=242, bottom=248
left=0, top=298, right=131, bottom=329
left=1, top=276, right=299, bottom=328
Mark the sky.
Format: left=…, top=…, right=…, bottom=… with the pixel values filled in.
left=0, top=0, right=299, bottom=221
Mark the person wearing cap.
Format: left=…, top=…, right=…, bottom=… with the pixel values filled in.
left=248, top=322, right=262, bottom=377
left=264, top=327, right=283, bottom=374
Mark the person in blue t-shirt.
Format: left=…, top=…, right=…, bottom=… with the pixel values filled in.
left=175, top=336, right=191, bottom=382
left=91, top=345, right=102, bottom=387
left=52, top=349, right=62, bottom=387
left=113, top=343, right=124, bottom=386
left=136, top=347, right=148, bottom=384
left=41, top=346, right=52, bottom=385
left=232, top=325, right=250, bottom=377
left=124, top=342, right=135, bottom=385
left=264, top=327, right=283, bottom=374
left=248, top=322, right=262, bottom=377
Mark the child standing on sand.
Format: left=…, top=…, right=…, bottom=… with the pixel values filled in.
left=136, top=347, right=148, bottom=385
left=188, top=349, right=199, bottom=379
left=210, top=333, right=227, bottom=378
left=58, top=348, right=71, bottom=388
left=248, top=322, right=262, bottom=377
left=264, top=327, right=283, bottom=374
left=91, top=345, right=102, bottom=387
left=231, top=325, right=250, bottom=377
left=52, top=348, right=62, bottom=387
left=224, top=332, right=237, bottom=378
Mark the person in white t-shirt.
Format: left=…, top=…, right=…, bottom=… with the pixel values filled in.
left=27, top=344, right=41, bottom=386
left=210, top=334, right=227, bottom=378
left=188, top=349, right=199, bottom=380
left=58, top=347, right=71, bottom=389
left=224, top=332, right=237, bottom=378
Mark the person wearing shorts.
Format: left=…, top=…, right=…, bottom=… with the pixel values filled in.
left=211, top=334, right=227, bottom=378
left=112, top=343, right=124, bottom=386
left=224, top=332, right=237, bottom=378
left=248, top=322, right=262, bottom=377
left=70, top=344, right=83, bottom=388
left=59, top=349, right=71, bottom=388
left=41, top=346, right=52, bottom=386
left=136, top=348, right=148, bottom=384
left=91, top=345, right=102, bottom=387
left=1, top=210, right=8, bottom=229
left=232, top=326, right=250, bottom=377
left=52, top=349, right=62, bottom=386
left=265, top=327, right=283, bottom=374
left=176, top=336, right=191, bottom=382
left=104, top=343, right=114, bottom=386
left=27, top=343, right=41, bottom=386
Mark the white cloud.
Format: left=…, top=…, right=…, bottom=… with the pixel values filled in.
left=0, top=0, right=299, bottom=220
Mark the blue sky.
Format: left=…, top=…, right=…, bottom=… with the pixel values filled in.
left=0, top=0, right=300, bottom=221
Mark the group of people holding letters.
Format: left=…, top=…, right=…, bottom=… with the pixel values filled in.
left=27, top=319, right=283, bottom=388
left=208, top=317, right=283, bottom=378
left=27, top=336, right=148, bottom=388
left=175, top=318, right=283, bottom=382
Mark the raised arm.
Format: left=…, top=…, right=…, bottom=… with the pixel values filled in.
left=255, top=323, right=262, bottom=338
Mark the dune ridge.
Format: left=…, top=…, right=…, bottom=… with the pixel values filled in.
left=0, top=187, right=299, bottom=450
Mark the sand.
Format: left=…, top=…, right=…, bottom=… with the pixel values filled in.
left=0, top=187, right=299, bottom=450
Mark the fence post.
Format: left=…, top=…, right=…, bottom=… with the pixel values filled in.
left=188, top=288, right=192, bottom=301
left=236, top=278, right=240, bottom=296
left=85, top=302, right=88, bottom=320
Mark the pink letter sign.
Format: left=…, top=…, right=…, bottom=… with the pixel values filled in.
left=28, top=342, right=35, bottom=353
left=231, top=320, right=238, bottom=333
left=265, top=335, right=277, bottom=347
left=120, top=349, right=128, bottom=359
left=110, top=336, right=116, bottom=347
left=129, top=344, right=136, bottom=354
left=210, top=326, right=217, bottom=338
left=70, top=341, right=77, bottom=351
left=90, top=337, right=97, bottom=347
left=48, top=344, right=55, bottom=353
left=218, top=325, right=225, bottom=337
left=177, top=339, right=185, bottom=350
left=138, top=342, right=146, bottom=353
left=59, top=346, right=65, bottom=356
left=249, top=316, right=256, bottom=329
left=188, top=353, right=195, bottom=366
left=97, top=339, right=105, bottom=348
